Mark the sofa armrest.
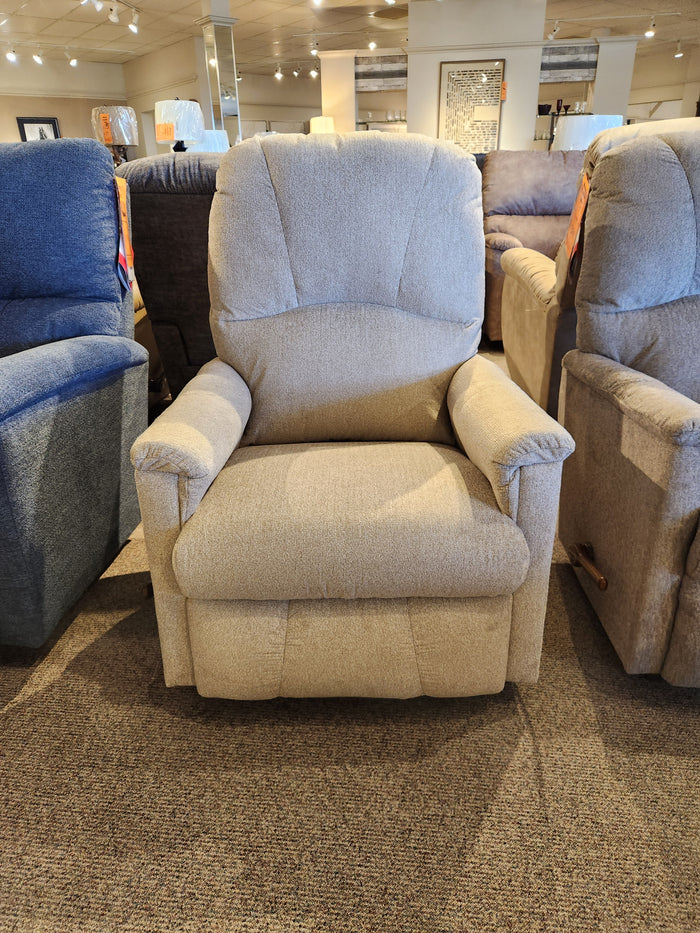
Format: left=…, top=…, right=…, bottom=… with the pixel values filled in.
left=131, top=357, right=252, bottom=521
left=484, top=231, right=523, bottom=253
left=501, top=247, right=557, bottom=306
left=562, top=350, right=700, bottom=447
left=447, top=354, right=575, bottom=518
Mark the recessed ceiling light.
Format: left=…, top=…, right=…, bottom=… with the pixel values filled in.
left=368, top=40, right=377, bottom=50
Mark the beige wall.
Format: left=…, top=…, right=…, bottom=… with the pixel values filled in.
left=237, top=72, right=322, bottom=123
left=0, top=95, right=127, bottom=143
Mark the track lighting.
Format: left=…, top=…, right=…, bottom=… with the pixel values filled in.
left=32, top=51, right=43, bottom=65
left=236, top=71, right=242, bottom=82
left=309, top=65, right=318, bottom=78
left=6, top=48, right=17, bottom=62
left=65, top=50, right=78, bottom=66
left=547, top=20, right=560, bottom=40
left=368, top=40, right=377, bottom=50
left=108, top=5, right=120, bottom=24
left=385, top=0, right=396, bottom=4
left=274, top=66, right=283, bottom=80
left=292, top=67, right=300, bottom=77
left=674, top=40, right=683, bottom=58
left=645, top=17, right=655, bottom=38
left=129, top=11, right=138, bottom=33
left=310, top=43, right=318, bottom=56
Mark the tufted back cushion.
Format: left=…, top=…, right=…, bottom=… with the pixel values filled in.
left=576, top=132, right=700, bottom=402
left=209, top=132, right=484, bottom=445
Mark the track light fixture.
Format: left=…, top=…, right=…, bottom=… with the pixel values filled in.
left=32, top=51, right=43, bottom=64
left=645, top=16, right=656, bottom=37
left=108, top=5, right=120, bottom=23
left=65, top=49, right=78, bottom=66
left=547, top=20, right=560, bottom=39
left=310, top=42, right=318, bottom=56
left=292, top=66, right=300, bottom=77
left=309, top=65, right=319, bottom=78
left=674, top=40, right=683, bottom=58
left=368, top=40, right=377, bottom=50
left=129, top=11, right=138, bottom=32
left=6, top=47, right=17, bottom=62
left=274, top=66, right=283, bottom=80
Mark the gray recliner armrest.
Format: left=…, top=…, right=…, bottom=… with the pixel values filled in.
left=447, top=354, right=575, bottom=518
left=501, top=247, right=557, bottom=306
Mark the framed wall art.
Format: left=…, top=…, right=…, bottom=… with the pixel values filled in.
left=16, top=117, right=61, bottom=141
left=438, top=60, right=505, bottom=152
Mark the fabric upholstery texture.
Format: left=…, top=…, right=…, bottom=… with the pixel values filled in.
left=0, top=138, right=148, bottom=647
left=133, top=132, right=574, bottom=699
left=116, top=153, right=222, bottom=397
left=172, top=441, right=530, bottom=601
left=481, top=149, right=583, bottom=341
left=559, top=129, right=700, bottom=686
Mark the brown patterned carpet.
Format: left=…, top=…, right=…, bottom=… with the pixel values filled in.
left=1, top=531, right=698, bottom=933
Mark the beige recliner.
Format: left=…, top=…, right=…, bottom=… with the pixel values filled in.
left=131, top=132, right=574, bottom=700
left=559, top=130, right=700, bottom=687
left=501, top=117, right=700, bottom=417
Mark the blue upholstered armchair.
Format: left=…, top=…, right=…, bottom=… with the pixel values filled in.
left=0, top=138, right=148, bottom=648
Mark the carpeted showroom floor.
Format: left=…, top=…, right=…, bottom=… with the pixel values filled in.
left=1, top=530, right=698, bottom=933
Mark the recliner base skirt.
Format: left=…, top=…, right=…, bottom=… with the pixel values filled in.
left=186, top=595, right=514, bottom=699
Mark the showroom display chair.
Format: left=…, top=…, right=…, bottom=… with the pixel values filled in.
left=132, top=132, right=574, bottom=700
left=0, top=138, right=148, bottom=648
left=116, top=152, right=222, bottom=398
left=482, top=148, right=584, bottom=342
left=501, top=117, right=700, bottom=417
left=559, top=130, right=700, bottom=687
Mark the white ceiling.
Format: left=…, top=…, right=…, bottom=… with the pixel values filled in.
left=0, top=0, right=697, bottom=77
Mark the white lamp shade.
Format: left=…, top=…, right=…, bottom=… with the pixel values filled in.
left=155, top=99, right=205, bottom=144
left=551, top=114, right=624, bottom=151
left=92, top=106, right=139, bottom=146
left=309, top=115, right=335, bottom=134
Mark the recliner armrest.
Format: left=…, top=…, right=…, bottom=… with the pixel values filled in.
left=501, top=247, right=557, bottom=306
left=131, top=358, right=251, bottom=522
left=448, top=355, right=575, bottom=517
left=562, top=350, right=700, bottom=447
left=484, top=231, right=523, bottom=253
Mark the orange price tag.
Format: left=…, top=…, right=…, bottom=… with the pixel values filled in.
left=500, top=81, right=507, bottom=101
left=156, top=122, right=175, bottom=142
left=564, top=173, right=590, bottom=260
left=100, top=112, right=113, bottom=145
left=115, top=176, right=134, bottom=287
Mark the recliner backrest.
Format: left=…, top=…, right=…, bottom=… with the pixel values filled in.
left=576, top=131, right=700, bottom=402
left=0, top=138, right=131, bottom=352
left=208, top=132, right=484, bottom=446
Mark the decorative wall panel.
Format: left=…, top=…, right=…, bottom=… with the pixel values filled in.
left=438, top=60, right=505, bottom=153
left=355, top=55, right=408, bottom=92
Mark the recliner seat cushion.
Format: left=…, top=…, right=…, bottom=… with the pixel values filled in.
left=172, top=441, right=530, bottom=601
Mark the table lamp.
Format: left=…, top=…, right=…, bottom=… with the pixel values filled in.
left=155, top=99, right=205, bottom=152
left=92, top=105, right=139, bottom=165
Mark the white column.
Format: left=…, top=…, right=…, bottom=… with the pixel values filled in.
left=590, top=38, right=639, bottom=118
left=318, top=50, right=357, bottom=133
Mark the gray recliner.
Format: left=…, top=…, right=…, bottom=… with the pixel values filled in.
left=501, top=117, right=700, bottom=416
left=559, top=130, right=700, bottom=686
left=131, top=132, right=574, bottom=700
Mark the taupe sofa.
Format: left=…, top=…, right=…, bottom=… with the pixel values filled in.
left=482, top=149, right=583, bottom=341
left=559, top=130, right=700, bottom=686
left=131, top=132, right=574, bottom=700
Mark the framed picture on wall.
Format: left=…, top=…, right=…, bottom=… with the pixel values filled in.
left=438, top=60, right=505, bottom=153
left=16, top=117, right=61, bottom=141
